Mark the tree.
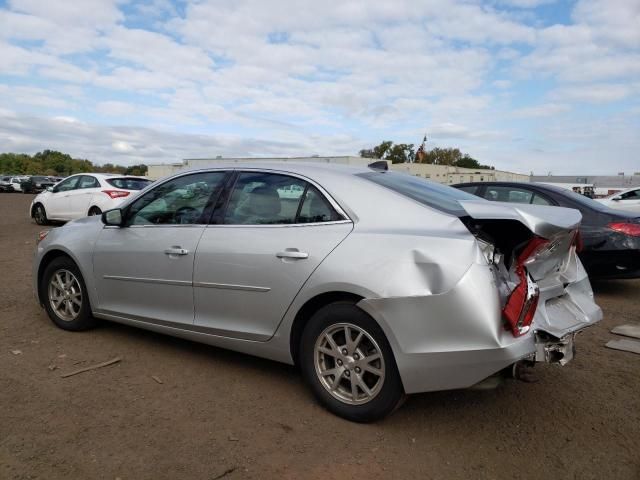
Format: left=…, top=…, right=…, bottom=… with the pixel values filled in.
left=0, top=150, right=147, bottom=176
left=359, top=141, right=414, bottom=164
left=359, top=142, right=494, bottom=169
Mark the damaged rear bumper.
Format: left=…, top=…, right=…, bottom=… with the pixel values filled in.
left=357, top=258, right=602, bottom=395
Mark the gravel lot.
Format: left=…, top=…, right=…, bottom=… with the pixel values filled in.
left=1, top=193, right=639, bottom=480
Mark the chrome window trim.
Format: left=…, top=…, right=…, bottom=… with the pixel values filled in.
left=205, top=219, right=352, bottom=229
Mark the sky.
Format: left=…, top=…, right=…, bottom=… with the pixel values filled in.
left=0, top=0, right=639, bottom=174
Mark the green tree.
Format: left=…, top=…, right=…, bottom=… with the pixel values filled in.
left=359, top=141, right=415, bottom=164
left=0, top=150, right=147, bottom=177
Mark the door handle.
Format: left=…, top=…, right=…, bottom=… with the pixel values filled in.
left=164, top=246, right=189, bottom=256
left=276, top=249, right=309, bottom=259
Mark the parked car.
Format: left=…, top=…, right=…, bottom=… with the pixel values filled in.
left=20, top=175, right=58, bottom=194
left=4, top=175, right=31, bottom=192
left=595, top=186, right=640, bottom=213
left=0, top=175, right=13, bottom=192
left=30, top=173, right=152, bottom=224
left=33, top=163, right=602, bottom=421
left=453, top=181, right=640, bottom=279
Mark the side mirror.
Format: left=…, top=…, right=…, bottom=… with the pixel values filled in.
left=612, top=197, right=621, bottom=201
left=102, top=208, right=124, bottom=227
left=46, top=186, right=54, bottom=192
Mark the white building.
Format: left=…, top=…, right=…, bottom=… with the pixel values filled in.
left=146, top=156, right=528, bottom=185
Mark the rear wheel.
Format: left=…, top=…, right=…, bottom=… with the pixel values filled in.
left=88, top=206, right=102, bottom=216
left=33, top=204, right=48, bottom=225
left=300, top=302, right=405, bottom=422
left=42, top=257, right=98, bottom=331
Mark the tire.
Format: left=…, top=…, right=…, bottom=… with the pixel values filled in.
left=300, top=301, right=405, bottom=422
left=33, top=203, right=48, bottom=225
left=88, top=206, right=102, bottom=216
left=41, top=257, right=98, bottom=331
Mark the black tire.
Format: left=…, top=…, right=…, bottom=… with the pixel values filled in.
left=88, top=206, right=102, bottom=216
left=33, top=203, right=48, bottom=225
left=300, top=301, right=405, bottom=422
left=41, top=257, right=98, bottom=331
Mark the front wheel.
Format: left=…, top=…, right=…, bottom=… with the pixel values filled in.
left=41, top=257, right=98, bottom=331
left=33, top=204, right=48, bottom=225
left=300, top=302, right=405, bottom=422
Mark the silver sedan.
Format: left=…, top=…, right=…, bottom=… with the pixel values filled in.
left=33, top=163, right=602, bottom=422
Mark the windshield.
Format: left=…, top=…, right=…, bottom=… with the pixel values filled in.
left=106, top=177, right=152, bottom=190
left=357, top=171, right=480, bottom=216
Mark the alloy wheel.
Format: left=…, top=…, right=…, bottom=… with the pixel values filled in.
left=314, top=323, right=386, bottom=405
left=48, top=269, right=83, bottom=322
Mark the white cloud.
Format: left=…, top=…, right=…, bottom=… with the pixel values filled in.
left=512, top=103, right=569, bottom=117
left=0, top=0, right=638, bottom=175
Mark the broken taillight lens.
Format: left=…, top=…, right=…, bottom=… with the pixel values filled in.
left=572, top=230, right=583, bottom=253
left=502, top=237, right=546, bottom=337
left=102, top=190, right=130, bottom=199
left=608, top=222, right=640, bottom=237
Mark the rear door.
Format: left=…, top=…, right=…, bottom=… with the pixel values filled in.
left=92, top=171, right=230, bottom=325
left=193, top=170, right=353, bottom=340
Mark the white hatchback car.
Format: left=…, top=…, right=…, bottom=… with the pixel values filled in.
left=596, top=187, right=640, bottom=213
left=30, top=173, right=152, bottom=224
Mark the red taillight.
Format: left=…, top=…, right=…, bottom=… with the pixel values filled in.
left=102, top=190, right=130, bottom=199
left=572, top=230, right=583, bottom=253
left=502, top=237, right=545, bottom=337
left=608, top=222, right=640, bottom=237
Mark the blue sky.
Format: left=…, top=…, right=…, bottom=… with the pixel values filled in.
left=0, top=0, right=638, bottom=174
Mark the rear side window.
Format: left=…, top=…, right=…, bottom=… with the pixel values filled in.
left=484, top=186, right=532, bottom=203
left=456, top=185, right=480, bottom=195
left=107, top=177, right=152, bottom=190
left=224, top=172, right=342, bottom=225
left=79, top=176, right=100, bottom=189
left=358, top=171, right=478, bottom=216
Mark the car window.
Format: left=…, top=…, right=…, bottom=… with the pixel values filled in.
left=107, top=177, right=152, bottom=190
left=358, top=171, right=478, bottom=216
left=297, top=185, right=342, bottom=223
left=127, top=172, right=227, bottom=225
left=484, top=186, right=533, bottom=203
left=54, top=176, right=80, bottom=192
left=224, top=172, right=309, bottom=225
left=531, top=194, right=552, bottom=205
left=79, top=175, right=100, bottom=189
left=456, top=185, right=480, bottom=195
left=619, top=190, right=640, bottom=200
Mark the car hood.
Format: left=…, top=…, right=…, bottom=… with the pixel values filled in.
left=458, top=200, right=581, bottom=239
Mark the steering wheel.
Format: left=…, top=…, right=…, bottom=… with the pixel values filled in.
left=174, top=206, right=199, bottom=224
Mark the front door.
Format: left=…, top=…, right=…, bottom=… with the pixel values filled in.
left=67, top=175, right=101, bottom=218
left=92, top=170, right=230, bottom=325
left=194, top=171, right=353, bottom=340
left=47, top=175, right=81, bottom=219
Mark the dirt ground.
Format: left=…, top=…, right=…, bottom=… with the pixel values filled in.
left=1, top=193, right=639, bottom=480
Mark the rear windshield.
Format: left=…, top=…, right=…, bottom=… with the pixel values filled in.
left=106, top=177, right=152, bottom=190
left=357, top=171, right=479, bottom=216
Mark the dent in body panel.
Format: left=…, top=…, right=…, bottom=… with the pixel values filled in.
left=358, top=263, right=535, bottom=393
